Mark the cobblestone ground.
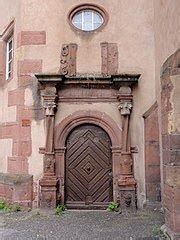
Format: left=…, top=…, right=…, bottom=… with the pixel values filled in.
left=0, top=209, right=164, bottom=240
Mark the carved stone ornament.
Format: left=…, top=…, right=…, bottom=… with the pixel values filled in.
left=43, top=101, right=57, bottom=116
left=44, top=156, right=55, bottom=174
left=118, top=102, right=132, bottom=115
left=59, top=43, right=77, bottom=76
left=120, top=154, right=133, bottom=175
left=123, top=193, right=132, bottom=207
left=40, top=191, right=56, bottom=208
left=60, top=44, right=69, bottom=75
left=45, top=193, right=53, bottom=206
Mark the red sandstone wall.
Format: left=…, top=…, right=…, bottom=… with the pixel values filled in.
left=143, top=102, right=160, bottom=202
left=0, top=12, right=45, bottom=205
left=153, top=2, right=180, bottom=238
left=0, top=173, right=33, bottom=207
left=161, top=50, right=180, bottom=239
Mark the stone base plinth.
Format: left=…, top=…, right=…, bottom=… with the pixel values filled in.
left=118, top=175, right=137, bottom=209
left=39, top=176, right=57, bottom=208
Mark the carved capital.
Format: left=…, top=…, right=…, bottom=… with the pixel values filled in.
left=117, top=86, right=133, bottom=115
left=39, top=177, right=57, bottom=208
left=43, top=99, right=57, bottom=116
left=42, top=86, right=58, bottom=116
left=118, top=101, right=132, bottom=115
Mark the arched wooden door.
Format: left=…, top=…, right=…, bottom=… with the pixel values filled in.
left=65, top=124, right=113, bottom=209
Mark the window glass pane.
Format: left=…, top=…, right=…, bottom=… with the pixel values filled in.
left=83, top=11, right=92, bottom=23
left=9, top=40, right=12, bottom=51
left=72, top=12, right=82, bottom=23
left=9, top=51, right=12, bottom=61
left=8, top=71, right=11, bottom=78
left=74, top=22, right=82, bottom=29
left=6, top=37, right=13, bottom=80
left=93, top=13, right=103, bottom=23
left=83, top=23, right=92, bottom=31
left=93, top=22, right=102, bottom=30
left=8, top=62, right=12, bottom=72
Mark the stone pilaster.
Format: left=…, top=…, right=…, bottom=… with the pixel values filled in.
left=39, top=85, right=58, bottom=208
left=117, top=86, right=137, bottom=209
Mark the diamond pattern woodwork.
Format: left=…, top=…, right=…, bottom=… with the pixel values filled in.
left=65, top=125, right=112, bottom=208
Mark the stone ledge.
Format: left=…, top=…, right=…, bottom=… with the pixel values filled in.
left=35, top=73, right=140, bottom=89
left=0, top=173, right=32, bottom=185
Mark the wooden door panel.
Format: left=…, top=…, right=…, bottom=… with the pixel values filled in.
left=65, top=124, right=112, bottom=208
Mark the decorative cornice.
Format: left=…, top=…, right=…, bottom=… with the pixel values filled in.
left=35, top=73, right=63, bottom=85
left=35, top=73, right=140, bottom=88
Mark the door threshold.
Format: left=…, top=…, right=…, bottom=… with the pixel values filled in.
left=65, top=203, right=109, bottom=210
left=66, top=209, right=108, bottom=212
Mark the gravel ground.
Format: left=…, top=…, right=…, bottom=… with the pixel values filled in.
left=0, top=209, right=164, bottom=240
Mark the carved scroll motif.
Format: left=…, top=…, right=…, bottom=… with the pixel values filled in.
left=59, top=43, right=77, bottom=76
left=60, top=44, right=69, bottom=75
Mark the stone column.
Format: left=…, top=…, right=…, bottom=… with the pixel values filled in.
left=39, top=85, right=58, bottom=208
left=117, top=86, right=137, bottom=209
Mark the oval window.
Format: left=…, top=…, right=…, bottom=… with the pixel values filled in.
left=72, top=10, right=103, bottom=31
left=69, top=4, right=108, bottom=32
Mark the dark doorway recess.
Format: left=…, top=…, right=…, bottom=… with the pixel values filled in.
left=65, top=124, right=113, bottom=209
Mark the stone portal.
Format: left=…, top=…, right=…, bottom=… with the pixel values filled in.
left=36, top=73, right=140, bottom=209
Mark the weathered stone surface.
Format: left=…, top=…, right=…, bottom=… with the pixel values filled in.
left=101, top=42, right=118, bottom=75
left=143, top=102, right=160, bottom=202
left=165, top=165, right=180, bottom=187
left=161, top=49, right=180, bottom=239
left=0, top=173, right=33, bottom=207
left=18, top=60, right=42, bottom=75
left=17, top=31, right=46, bottom=47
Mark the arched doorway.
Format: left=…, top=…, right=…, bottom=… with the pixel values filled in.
left=65, top=124, right=113, bottom=209
left=54, top=110, right=122, bottom=206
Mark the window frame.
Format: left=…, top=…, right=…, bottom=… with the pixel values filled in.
left=6, top=36, right=13, bottom=80
left=72, top=10, right=104, bottom=31
left=0, top=20, right=14, bottom=83
left=68, top=4, right=108, bottom=33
